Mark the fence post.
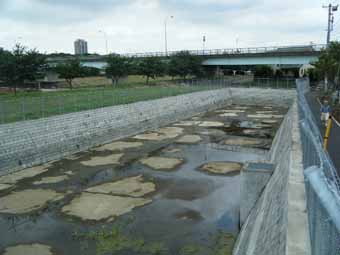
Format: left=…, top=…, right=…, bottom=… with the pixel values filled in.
left=58, top=96, right=62, bottom=115
left=0, top=101, right=4, bottom=124
left=21, top=97, right=26, bottom=121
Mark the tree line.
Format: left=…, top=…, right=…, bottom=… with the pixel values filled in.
left=0, top=44, right=209, bottom=93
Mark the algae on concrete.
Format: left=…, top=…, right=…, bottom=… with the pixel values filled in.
left=86, top=175, right=156, bottom=197
left=74, top=226, right=168, bottom=255
left=0, top=189, right=64, bottom=214
left=62, top=192, right=151, bottom=221
left=81, top=154, right=123, bottom=166
left=179, top=231, right=235, bottom=255
left=3, top=244, right=54, bottom=255
left=140, top=157, right=183, bottom=171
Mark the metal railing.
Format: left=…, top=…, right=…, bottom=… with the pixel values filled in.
left=46, top=44, right=325, bottom=63
left=123, top=44, right=325, bottom=58
left=297, top=78, right=340, bottom=255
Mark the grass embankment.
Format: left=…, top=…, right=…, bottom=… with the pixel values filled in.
left=0, top=76, right=216, bottom=124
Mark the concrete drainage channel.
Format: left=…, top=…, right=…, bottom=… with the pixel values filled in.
left=0, top=88, right=296, bottom=255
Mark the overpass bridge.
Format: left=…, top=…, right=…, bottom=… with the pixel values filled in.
left=47, top=44, right=324, bottom=70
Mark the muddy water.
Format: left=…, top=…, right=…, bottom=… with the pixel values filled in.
left=0, top=104, right=287, bottom=255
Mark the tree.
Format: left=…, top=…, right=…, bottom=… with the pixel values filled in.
left=55, top=59, right=82, bottom=89
left=253, top=65, right=274, bottom=78
left=167, top=51, right=203, bottom=79
left=82, top=66, right=100, bottom=77
left=138, top=57, right=165, bottom=84
left=105, top=54, right=131, bottom=86
left=0, top=44, right=46, bottom=95
left=312, top=42, right=340, bottom=92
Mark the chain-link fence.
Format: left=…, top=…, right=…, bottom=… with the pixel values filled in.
left=297, top=78, right=340, bottom=255
left=0, top=77, right=295, bottom=125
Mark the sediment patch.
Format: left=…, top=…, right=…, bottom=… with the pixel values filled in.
left=86, top=175, right=155, bottom=197
left=61, top=192, right=151, bottom=221
left=199, top=121, right=224, bottom=127
left=81, top=154, right=123, bottom=166
left=176, top=135, right=202, bottom=144
left=0, top=165, right=50, bottom=184
left=133, top=127, right=183, bottom=141
left=94, top=141, right=143, bottom=152
left=0, top=184, right=13, bottom=192
left=3, top=244, right=54, bottom=255
left=0, top=189, right=64, bottom=214
left=33, top=175, right=69, bottom=185
left=140, top=157, right=183, bottom=171
left=219, top=113, right=239, bottom=117
left=174, top=121, right=201, bottom=126
left=200, top=162, right=243, bottom=175
left=223, top=136, right=265, bottom=147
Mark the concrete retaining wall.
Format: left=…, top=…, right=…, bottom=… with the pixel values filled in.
left=0, top=87, right=295, bottom=176
left=233, top=101, right=310, bottom=255
left=0, top=89, right=231, bottom=175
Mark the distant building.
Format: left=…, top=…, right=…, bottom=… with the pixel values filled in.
left=74, top=39, right=88, bottom=55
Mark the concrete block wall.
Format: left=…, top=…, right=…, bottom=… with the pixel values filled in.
left=0, top=89, right=232, bottom=176
left=240, top=162, right=275, bottom=226
left=233, top=101, right=310, bottom=255
left=0, top=87, right=295, bottom=177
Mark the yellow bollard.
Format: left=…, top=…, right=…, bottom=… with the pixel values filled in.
left=323, top=116, right=333, bottom=151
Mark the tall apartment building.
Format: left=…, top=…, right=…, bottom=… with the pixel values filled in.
left=74, top=39, right=88, bottom=55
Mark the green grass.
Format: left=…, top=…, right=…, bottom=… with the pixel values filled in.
left=0, top=77, right=295, bottom=124
left=0, top=84, right=217, bottom=124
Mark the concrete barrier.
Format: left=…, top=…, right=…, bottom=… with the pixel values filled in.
left=233, top=101, right=310, bottom=255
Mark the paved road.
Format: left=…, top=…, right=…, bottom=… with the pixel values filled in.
left=306, top=92, right=340, bottom=176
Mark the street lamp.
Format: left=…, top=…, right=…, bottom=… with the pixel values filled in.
left=164, top=16, right=174, bottom=56
left=202, top=35, right=206, bottom=55
left=98, top=30, right=108, bottom=55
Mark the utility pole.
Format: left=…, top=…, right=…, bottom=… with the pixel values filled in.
left=323, top=4, right=338, bottom=46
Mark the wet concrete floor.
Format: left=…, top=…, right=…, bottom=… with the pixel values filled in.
left=0, top=104, right=287, bottom=255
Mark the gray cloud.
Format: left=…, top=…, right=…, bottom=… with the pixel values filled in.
left=0, top=0, right=330, bottom=53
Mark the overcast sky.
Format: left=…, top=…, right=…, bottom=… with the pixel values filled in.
left=0, top=0, right=336, bottom=54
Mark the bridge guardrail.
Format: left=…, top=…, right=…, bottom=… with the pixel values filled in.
left=122, top=44, right=325, bottom=58
left=47, top=44, right=325, bottom=62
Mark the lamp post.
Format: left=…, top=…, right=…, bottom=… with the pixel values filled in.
left=98, top=30, right=108, bottom=55
left=202, top=35, right=206, bottom=55
left=164, top=16, right=174, bottom=56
